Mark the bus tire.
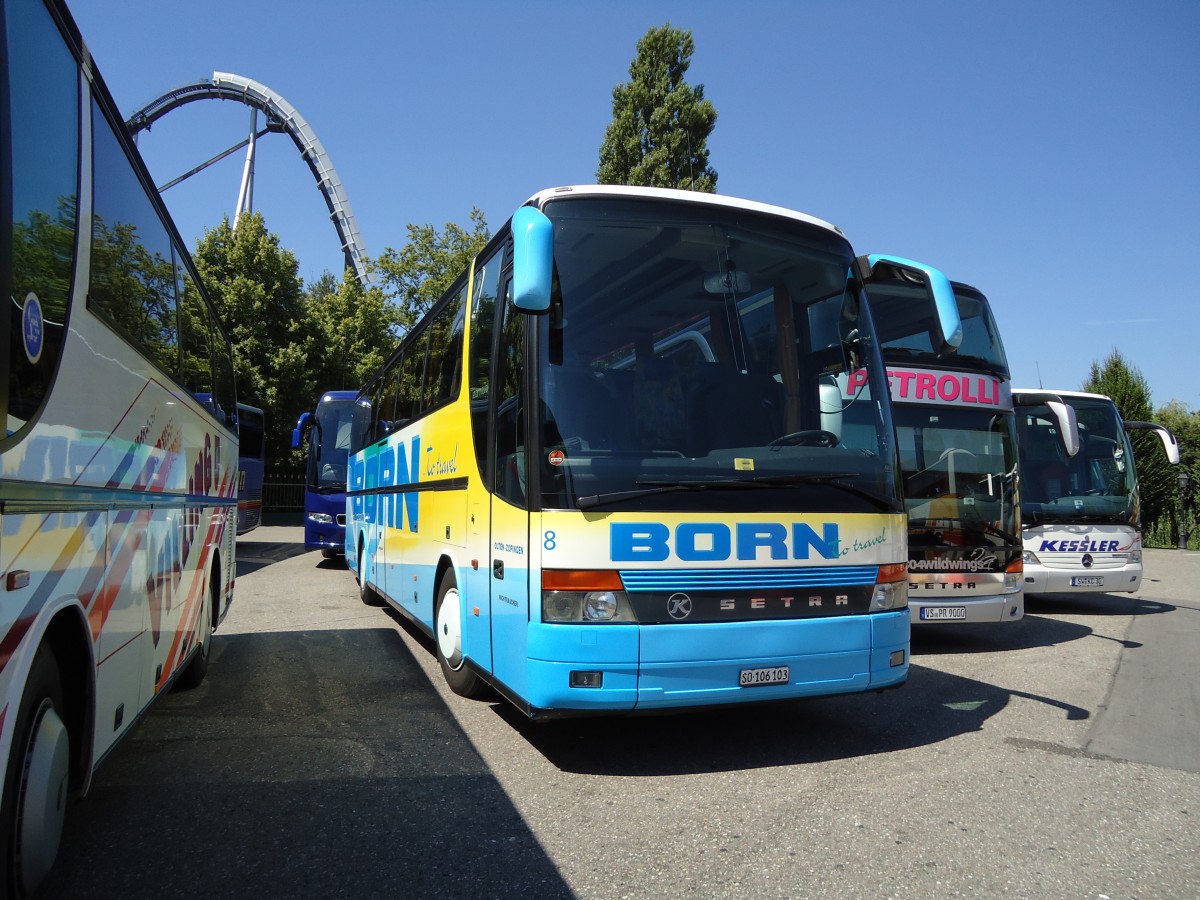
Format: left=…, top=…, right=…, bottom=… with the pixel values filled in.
left=175, top=569, right=216, bottom=690
left=1, top=645, right=70, bottom=898
left=357, top=546, right=384, bottom=607
left=435, top=570, right=487, bottom=698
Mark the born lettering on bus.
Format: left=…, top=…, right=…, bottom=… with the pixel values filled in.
left=610, top=521, right=841, bottom=562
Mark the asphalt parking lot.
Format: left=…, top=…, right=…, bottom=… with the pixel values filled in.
left=39, top=534, right=1200, bottom=898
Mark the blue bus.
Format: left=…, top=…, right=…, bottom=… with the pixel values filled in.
left=236, top=403, right=265, bottom=534
left=292, top=390, right=362, bottom=558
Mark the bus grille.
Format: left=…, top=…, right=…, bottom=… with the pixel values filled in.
left=619, top=566, right=877, bottom=593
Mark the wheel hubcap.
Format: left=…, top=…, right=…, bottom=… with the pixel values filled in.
left=437, top=587, right=463, bottom=669
left=17, top=701, right=69, bottom=893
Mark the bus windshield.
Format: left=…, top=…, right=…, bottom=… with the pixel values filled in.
left=309, top=394, right=358, bottom=493
left=533, top=197, right=895, bottom=514
left=872, top=282, right=1009, bottom=377
left=1017, top=396, right=1137, bottom=525
left=898, top=406, right=1019, bottom=546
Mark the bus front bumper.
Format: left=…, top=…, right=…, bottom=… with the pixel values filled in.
left=909, top=592, right=1023, bottom=624
left=1023, top=562, right=1141, bottom=594
left=522, top=612, right=909, bottom=712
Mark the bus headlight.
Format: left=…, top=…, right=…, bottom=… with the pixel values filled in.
left=870, top=563, right=909, bottom=612
left=1023, top=550, right=1040, bottom=566
left=308, top=512, right=334, bottom=525
left=1128, top=549, right=1142, bottom=564
left=542, top=590, right=636, bottom=623
left=541, top=570, right=637, bottom=623
left=544, top=591, right=582, bottom=621
left=584, top=591, right=619, bottom=620
left=1003, top=558, right=1023, bottom=593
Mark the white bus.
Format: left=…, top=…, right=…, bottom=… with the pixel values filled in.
left=1, top=0, right=239, bottom=892
left=1014, top=390, right=1178, bottom=594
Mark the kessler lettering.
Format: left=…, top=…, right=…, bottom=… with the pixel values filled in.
left=1039, top=539, right=1121, bottom=553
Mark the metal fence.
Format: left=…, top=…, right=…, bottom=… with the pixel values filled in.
left=263, top=468, right=305, bottom=512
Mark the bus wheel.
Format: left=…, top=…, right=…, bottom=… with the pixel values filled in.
left=435, top=570, right=487, bottom=698
left=175, top=572, right=216, bottom=690
left=357, top=546, right=384, bottom=607
left=1, top=645, right=70, bottom=897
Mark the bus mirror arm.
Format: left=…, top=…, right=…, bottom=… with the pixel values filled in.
left=861, top=254, right=963, bottom=354
left=291, top=411, right=313, bottom=450
left=1047, top=399, right=1081, bottom=458
left=1124, top=421, right=1181, bottom=464
left=511, top=205, right=554, bottom=313
left=1012, top=391, right=1082, bottom=458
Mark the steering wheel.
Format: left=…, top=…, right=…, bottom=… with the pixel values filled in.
left=768, top=430, right=839, bottom=448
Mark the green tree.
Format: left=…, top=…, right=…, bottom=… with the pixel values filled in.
left=193, top=212, right=315, bottom=466
left=306, top=266, right=401, bottom=392
left=597, top=23, right=718, bottom=192
left=1082, top=348, right=1173, bottom=529
left=373, top=208, right=490, bottom=333
left=1154, top=400, right=1200, bottom=548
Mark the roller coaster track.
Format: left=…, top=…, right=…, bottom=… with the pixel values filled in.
left=126, top=72, right=370, bottom=286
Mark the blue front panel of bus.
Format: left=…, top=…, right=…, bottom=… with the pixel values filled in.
left=304, top=490, right=347, bottom=552
left=523, top=611, right=908, bottom=712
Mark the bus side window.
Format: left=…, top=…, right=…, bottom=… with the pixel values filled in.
left=493, top=280, right=526, bottom=507
left=397, top=334, right=425, bottom=426
left=5, top=0, right=79, bottom=436
left=424, top=287, right=466, bottom=412
left=470, top=250, right=502, bottom=491
left=375, top=358, right=404, bottom=440
left=89, top=95, right=180, bottom=380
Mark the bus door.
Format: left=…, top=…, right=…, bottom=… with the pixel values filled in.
left=487, top=278, right=533, bottom=697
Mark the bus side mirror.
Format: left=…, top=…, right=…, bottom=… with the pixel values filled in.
left=1046, top=400, right=1081, bottom=458
left=1125, top=420, right=1181, bottom=464
left=291, top=411, right=312, bottom=450
left=819, top=377, right=843, bottom=442
left=511, top=206, right=554, bottom=313
left=860, top=254, right=963, bottom=354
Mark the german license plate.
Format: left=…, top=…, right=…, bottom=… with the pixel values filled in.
left=1071, top=576, right=1104, bottom=587
left=921, top=606, right=967, bottom=621
left=739, top=666, right=789, bottom=687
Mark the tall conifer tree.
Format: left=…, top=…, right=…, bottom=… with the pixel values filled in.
left=597, top=24, right=718, bottom=192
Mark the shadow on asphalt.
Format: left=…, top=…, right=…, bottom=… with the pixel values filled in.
left=234, top=539, right=313, bottom=577
left=910, top=613, right=1091, bottom=656
left=44, top=616, right=1094, bottom=893
left=42, top=629, right=573, bottom=900
left=493, top=658, right=1089, bottom=777
left=1025, top=592, right=1176, bottom=618
left=372, top=603, right=1089, bottom=778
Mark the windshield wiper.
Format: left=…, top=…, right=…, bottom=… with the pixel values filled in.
left=971, top=520, right=1021, bottom=545
left=576, top=473, right=893, bottom=511
left=576, top=477, right=784, bottom=510
left=1067, top=513, right=1132, bottom=525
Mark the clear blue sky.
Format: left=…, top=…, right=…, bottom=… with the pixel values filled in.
left=69, top=0, right=1199, bottom=408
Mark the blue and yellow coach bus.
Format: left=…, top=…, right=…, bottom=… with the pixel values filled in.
left=347, top=185, right=961, bottom=717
